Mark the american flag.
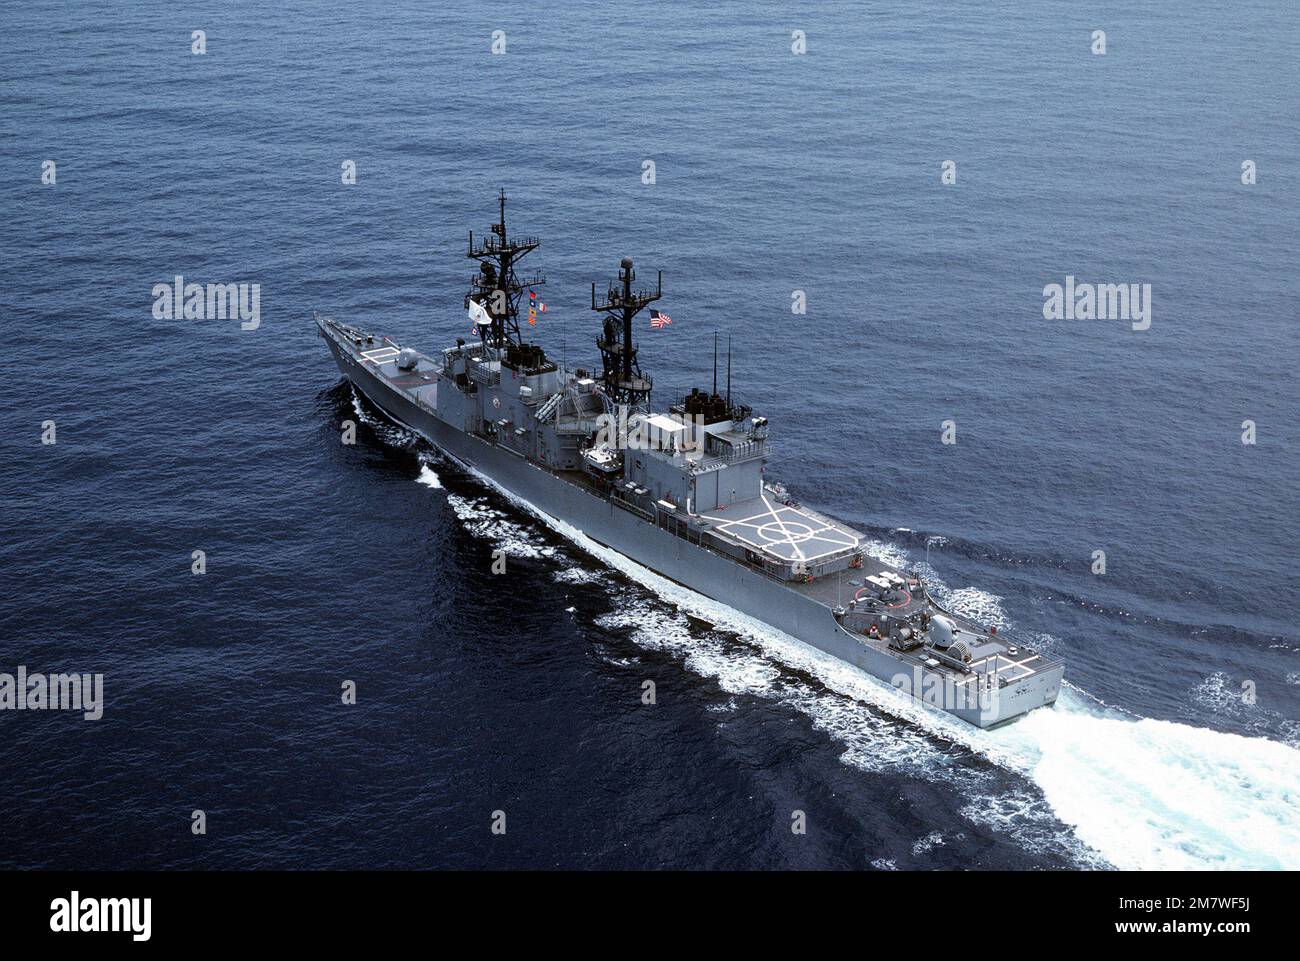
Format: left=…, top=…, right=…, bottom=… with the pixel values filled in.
left=649, top=309, right=672, bottom=329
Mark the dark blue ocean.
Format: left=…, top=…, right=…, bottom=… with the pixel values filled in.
left=2, top=0, right=1297, bottom=870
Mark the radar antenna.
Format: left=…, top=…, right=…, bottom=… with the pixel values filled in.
left=465, top=190, right=545, bottom=355
left=591, top=256, right=661, bottom=408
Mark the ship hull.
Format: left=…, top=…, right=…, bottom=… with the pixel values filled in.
left=325, top=334, right=1061, bottom=728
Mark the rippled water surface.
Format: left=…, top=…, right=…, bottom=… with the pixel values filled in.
left=1, top=0, right=1297, bottom=869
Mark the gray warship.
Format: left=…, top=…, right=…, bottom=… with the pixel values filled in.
left=318, top=193, right=1063, bottom=728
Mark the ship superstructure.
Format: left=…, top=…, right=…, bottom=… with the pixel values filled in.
left=317, top=194, right=1063, bottom=727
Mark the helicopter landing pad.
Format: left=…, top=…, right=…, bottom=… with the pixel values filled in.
left=703, top=494, right=861, bottom=564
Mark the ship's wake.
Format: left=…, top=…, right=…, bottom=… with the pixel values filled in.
left=409, top=452, right=1300, bottom=870
left=999, top=696, right=1300, bottom=870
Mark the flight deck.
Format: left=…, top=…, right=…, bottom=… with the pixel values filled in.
left=698, top=493, right=861, bottom=565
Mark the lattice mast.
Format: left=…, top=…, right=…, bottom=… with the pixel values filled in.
left=465, top=190, right=544, bottom=350
left=592, top=256, right=661, bottom=408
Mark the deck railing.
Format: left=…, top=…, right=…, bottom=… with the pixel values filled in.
left=654, top=511, right=796, bottom=584
left=711, top=439, right=769, bottom=462
left=468, top=361, right=500, bottom=387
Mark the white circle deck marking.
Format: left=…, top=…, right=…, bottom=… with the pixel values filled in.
left=756, top=520, right=814, bottom=543
left=705, top=495, right=863, bottom=563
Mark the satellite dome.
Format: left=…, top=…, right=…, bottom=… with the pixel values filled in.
left=621, top=256, right=633, bottom=269
left=396, top=348, right=418, bottom=370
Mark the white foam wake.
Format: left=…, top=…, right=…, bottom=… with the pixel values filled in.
left=413, top=460, right=1300, bottom=870
left=349, top=387, right=417, bottom=448
left=1000, top=701, right=1300, bottom=870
